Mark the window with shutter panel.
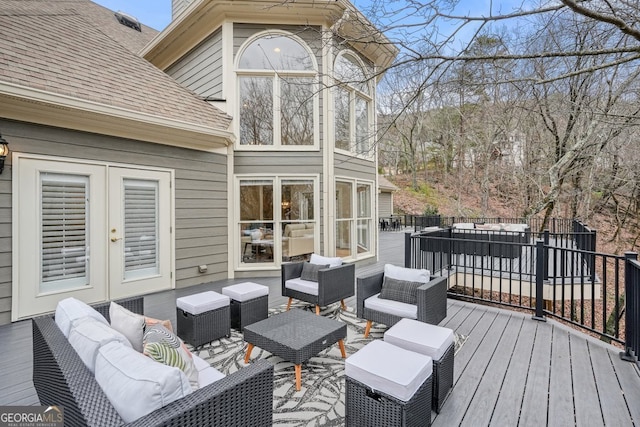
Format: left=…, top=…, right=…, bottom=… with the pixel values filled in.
left=123, top=179, right=159, bottom=280
left=40, top=173, right=89, bottom=293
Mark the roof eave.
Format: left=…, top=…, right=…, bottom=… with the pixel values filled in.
left=0, top=82, right=233, bottom=151
left=142, top=0, right=398, bottom=71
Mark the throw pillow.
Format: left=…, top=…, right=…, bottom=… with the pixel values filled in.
left=109, top=302, right=145, bottom=352
left=379, top=276, right=423, bottom=305
left=144, top=316, right=173, bottom=333
left=143, top=324, right=199, bottom=390
left=300, top=262, right=330, bottom=282
left=309, top=253, right=342, bottom=267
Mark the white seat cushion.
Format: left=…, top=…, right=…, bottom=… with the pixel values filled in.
left=285, top=278, right=318, bottom=296
left=176, top=291, right=230, bottom=315
left=68, top=317, right=132, bottom=373
left=55, top=297, right=109, bottom=338
left=364, top=293, right=417, bottom=319
left=95, top=341, right=192, bottom=423
left=384, top=318, right=454, bottom=360
left=193, top=355, right=226, bottom=387
left=345, top=340, right=432, bottom=402
left=222, top=282, right=269, bottom=302
left=310, top=253, right=343, bottom=267
left=384, top=264, right=429, bottom=283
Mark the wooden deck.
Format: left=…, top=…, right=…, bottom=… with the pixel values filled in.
left=1, top=230, right=639, bottom=426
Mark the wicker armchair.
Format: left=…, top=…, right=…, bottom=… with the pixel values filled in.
left=357, top=272, right=448, bottom=337
left=32, top=297, right=274, bottom=427
left=282, top=261, right=355, bottom=315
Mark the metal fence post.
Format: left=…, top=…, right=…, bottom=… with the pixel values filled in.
left=533, top=239, right=547, bottom=321
left=543, top=230, right=550, bottom=281
left=620, top=252, right=639, bottom=364
left=404, top=232, right=412, bottom=268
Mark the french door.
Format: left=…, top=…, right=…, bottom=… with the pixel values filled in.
left=13, top=157, right=173, bottom=320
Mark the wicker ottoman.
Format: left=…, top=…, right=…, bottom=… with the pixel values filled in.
left=384, top=318, right=454, bottom=413
left=345, top=340, right=432, bottom=427
left=176, top=291, right=230, bottom=349
left=221, top=282, right=269, bottom=331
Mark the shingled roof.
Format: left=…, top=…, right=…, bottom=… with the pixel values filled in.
left=0, top=0, right=232, bottom=149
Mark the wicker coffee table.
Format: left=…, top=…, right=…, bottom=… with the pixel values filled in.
left=243, top=308, right=347, bottom=390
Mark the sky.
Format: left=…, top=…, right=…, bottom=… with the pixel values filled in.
left=91, top=0, right=521, bottom=35
left=93, top=0, right=172, bottom=31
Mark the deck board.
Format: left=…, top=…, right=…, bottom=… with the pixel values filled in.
left=489, top=316, right=538, bottom=426
left=572, top=334, right=606, bottom=426
left=433, top=308, right=507, bottom=426
left=547, top=327, right=576, bottom=427
left=590, top=343, right=635, bottom=426
left=520, top=319, right=552, bottom=426
left=0, top=230, right=638, bottom=427
left=460, top=314, right=523, bottom=426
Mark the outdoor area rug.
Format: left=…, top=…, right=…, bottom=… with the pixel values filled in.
left=190, top=302, right=467, bottom=427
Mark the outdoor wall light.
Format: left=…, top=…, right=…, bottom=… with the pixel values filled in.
left=0, top=133, right=8, bottom=174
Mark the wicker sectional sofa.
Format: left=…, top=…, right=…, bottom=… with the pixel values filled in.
left=32, top=296, right=274, bottom=427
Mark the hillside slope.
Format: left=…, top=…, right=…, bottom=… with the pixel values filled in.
left=386, top=174, right=639, bottom=255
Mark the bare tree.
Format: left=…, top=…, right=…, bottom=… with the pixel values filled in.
left=346, top=0, right=640, bottom=227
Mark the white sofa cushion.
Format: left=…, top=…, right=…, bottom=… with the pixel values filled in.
left=345, top=340, right=432, bottom=402
left=193, top=355, right=225, bottom=387
left=384, top=318, right=455, bottom=360
left=95, top=341, right=192, bottom=423
left=285, top=278, right=319, bottom=296
left=68, top=317, right=132, bottom=373
left=453, top=222, right=475, bottom=229
left=310, top=253, right=342, bottom=268
left=222, top=282, right=269, bottom=302
left=176, top=291, right=230, bottom=315
left=55, top=297, right=109, bottom=338
left=364, top=293, right=417, bottom=319
left=110, top=302, right=145, bottom=352
left=384, top=264, right=429, bottom=283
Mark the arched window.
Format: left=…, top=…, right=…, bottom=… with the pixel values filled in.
left=237, top=33, right=318, bottom=147
left=333, top=52, right=372, bottom=156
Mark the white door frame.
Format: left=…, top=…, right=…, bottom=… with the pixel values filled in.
left=12, top=153, right=175, bottom=321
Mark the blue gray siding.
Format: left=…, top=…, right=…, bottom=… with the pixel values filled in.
left=167, top=28, right=224, bottom=100
left=0, top=118, right=228, bottom=325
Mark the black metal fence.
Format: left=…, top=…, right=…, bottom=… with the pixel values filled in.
left=622, top=254, right=640, bottom=367
left=405, top=231, right=639, bottom=366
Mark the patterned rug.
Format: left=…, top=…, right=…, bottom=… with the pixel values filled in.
left=190, top=303, right=466, bottom=426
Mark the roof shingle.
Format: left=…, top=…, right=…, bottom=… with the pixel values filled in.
left=0, top=0, right=231, bottom=132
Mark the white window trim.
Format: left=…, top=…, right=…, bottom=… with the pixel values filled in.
left=235, top=30, right=320, bottom=151
left=333, top=50, right=375, bottom=161
left=234, top=174, right=320, bottom=270
left=335, top=176, right=375, bottom=262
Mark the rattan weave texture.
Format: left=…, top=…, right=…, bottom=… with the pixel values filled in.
left=32, top=296, right=274, bottom=427
left=357, top=272, right=448, bottom=328
left=243, top=308, right=347, bottom=365
left=177, top=304, right=230, bottom=349
left=345, top=375, right=432, bottom=427
left=282, top=261, right=355, bottom=308
left=229, top=294, right=268, bottom=331
left=433, top=342, right=455, bottom=413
